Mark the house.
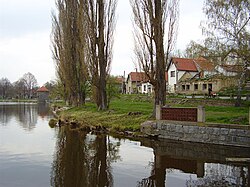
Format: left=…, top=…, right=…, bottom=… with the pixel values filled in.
left=215, top=64, right=243, bottom=77
left=141, top=82, right=153, bottom=94
left=37, top=86, right=49, bottom=103
left=167, top=57, right=243, bottom=95
left=167, top=57, right=199, bottom=93
left=167, top=57, right=229, bottom=94
left=126, top=71, right=168, bottom=94
left=126, top=72, right=148, bottom=94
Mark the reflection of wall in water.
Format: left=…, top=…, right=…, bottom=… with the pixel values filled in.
left=140, top=138, right=250, bottom=186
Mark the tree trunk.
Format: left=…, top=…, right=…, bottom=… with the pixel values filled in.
left=154, top=0, right=166, bottom=116
left=98, top=0, right=108, bottom=110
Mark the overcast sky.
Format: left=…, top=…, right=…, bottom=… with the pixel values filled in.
left=0, top=0, right=205, bottom=86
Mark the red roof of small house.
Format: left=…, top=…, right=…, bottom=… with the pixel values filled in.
left=171, top=57, right=198, bottom=72
left=129, top=72, right=148, bottom=82
left=37, top=86, right=49, bottom=92
left=115, top=76, right=124, bottom=84
left=194, top=57, right=215, bottom=71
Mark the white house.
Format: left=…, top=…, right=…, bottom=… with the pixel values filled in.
left=167, top=57, right=218, bottom=93
left=167, top=57, right=198, bottom=93
left=141, top=82, right=153, bottom=94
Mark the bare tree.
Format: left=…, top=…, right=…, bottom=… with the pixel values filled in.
left=22, top=72, right=38, bottom=99
left=130, top=0, right=179, bottom=116
left=0, top=78, right=12, bottom=99
left=13, top=79, right=26, bottom=99
left=202, top=0, right=250, bottom=106
left=83, top=0, right=117, bottom=110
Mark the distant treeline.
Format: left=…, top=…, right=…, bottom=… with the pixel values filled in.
left=0, top=72, right=45, bottom=99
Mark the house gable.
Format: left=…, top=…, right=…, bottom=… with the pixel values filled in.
left=179, top=72, right=194, bottom=82
left=170, top=57, right=198, bottom=72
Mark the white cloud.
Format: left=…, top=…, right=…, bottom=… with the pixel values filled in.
left=0, top=0, right=205, bottom=83
left=176, top=0, right=205, bottom=50
left=0, top=31, right=55, bottom=85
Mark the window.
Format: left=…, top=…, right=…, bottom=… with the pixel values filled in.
left=144, top=85, right=146, bottom=91
left=186, top=85, right=190, bottom=90
left=194, top=84, right=198, bottom=90
left=170, top=71, right=175, bottom=77
left=182, top=85, right=185, bottom=91
left=208, top=84, right=212, bottom=90
left=203, top=84, right=207, bottom=90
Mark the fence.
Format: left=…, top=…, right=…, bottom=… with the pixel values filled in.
left=156, top=105, right=205, bottom=123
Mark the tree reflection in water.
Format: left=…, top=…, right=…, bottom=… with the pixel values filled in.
left=0, top=103, right=38, bottom=130
left=50, top=127, right=120, bottom=187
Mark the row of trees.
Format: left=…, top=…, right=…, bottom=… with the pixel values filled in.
left=0, top=72, right=38, bottom=99
left=51, top=0, right=180, bottom=115
left=51, top=0, right=117, bottom=110
left=51, top=0, right=249, bottom=113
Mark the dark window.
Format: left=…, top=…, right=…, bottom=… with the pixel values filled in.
left=194, top=84, right=198, bottom=90
left=208, top=83, right=212, bottom=90
left=182, top=85, right=185, bottom=90
left=186, top=85, right=190, bottom=90
left=203, top=84, right=207, bottom=90
left=171, top=71, right=175, bottom=77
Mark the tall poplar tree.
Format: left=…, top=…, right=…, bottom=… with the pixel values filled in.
left=83, top=0, right=117, bottom=110
left=130, top=0, right=179, bottom=116
left=51, top=0, right=88, bottom=106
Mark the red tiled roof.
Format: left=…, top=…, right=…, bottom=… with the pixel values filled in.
left=115, top=76, right=124, bottom=84
left=129, top=72, right=148, bottom=82
left=171, top=58, right=198, bottom=72
left=37, top=86, right=49, bottom=92
left=194, top=57, right=215, bottom=71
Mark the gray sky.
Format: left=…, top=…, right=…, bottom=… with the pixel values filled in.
left=0, top=0, right=205, bottom=86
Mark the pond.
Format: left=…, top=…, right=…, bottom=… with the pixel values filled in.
left=0, top=102, right=249, bottom=187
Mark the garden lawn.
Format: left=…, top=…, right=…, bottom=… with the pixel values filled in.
left=59, top=95, right=249, bottom=132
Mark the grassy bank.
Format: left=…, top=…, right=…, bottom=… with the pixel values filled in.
left=59, top=99, right=152, bottom=132
left=57, top=95, right=249, bottom=132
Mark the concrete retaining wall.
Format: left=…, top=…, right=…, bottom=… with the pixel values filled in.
left=141, top=121, right=250, bottom=147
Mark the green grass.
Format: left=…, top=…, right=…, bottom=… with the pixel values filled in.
left=59, top=95, right=153, bottom=132
left=58, top=94, right=249, bottom=132
left=205, top=106, right=249, bottom=125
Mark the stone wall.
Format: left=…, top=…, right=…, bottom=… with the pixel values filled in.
left=141, top=121, right=250, bottom=147
left=156, top=121, right=250, bottom=147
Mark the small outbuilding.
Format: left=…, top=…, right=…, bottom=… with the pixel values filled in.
left=37, top=86, right=49, bottom=103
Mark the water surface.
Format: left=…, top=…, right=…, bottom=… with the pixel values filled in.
left=0, top=102, right=249, bottom=187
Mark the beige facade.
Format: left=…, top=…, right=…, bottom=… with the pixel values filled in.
left=177, top=76, right=238, bottom=95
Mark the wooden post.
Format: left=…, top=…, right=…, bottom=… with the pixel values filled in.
left=197, top=106, right=205, bottom=123
left=156, top=104, right=162, bottom=120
